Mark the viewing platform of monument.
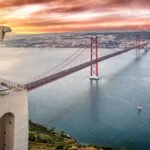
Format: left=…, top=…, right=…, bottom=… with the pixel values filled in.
left=0, top=78, right=28, bottom=150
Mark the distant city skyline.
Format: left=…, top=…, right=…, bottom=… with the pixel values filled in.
left=0, top=0, right=150, bottom=34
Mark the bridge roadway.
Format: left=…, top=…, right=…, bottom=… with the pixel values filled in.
left=24, top=43, right=148, bottom=91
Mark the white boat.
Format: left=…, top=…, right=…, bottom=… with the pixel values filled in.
left=137, top=104, right=143, bottom=110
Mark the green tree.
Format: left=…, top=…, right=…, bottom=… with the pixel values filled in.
left=29, top=131, right=37, bottom=142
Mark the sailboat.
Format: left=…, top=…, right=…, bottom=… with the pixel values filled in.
left=137, top=104, right=143, bottom=110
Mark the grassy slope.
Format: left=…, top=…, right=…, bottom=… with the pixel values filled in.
left=29, top=121, right=113, bottom=150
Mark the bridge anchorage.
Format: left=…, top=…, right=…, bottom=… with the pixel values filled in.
left=89, top=36, right=99, bottom=80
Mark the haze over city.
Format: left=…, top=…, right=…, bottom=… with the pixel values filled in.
left=0, top=0, right=150, bottom=33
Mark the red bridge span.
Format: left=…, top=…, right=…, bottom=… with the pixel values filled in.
left=24, top=42, right=148, bottom=91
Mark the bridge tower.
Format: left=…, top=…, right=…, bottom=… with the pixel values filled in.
left=135, top=34, right=141, bottom=55
left=89, top=36, right=99, bottom=80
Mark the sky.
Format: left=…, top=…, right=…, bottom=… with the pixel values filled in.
left=0, top=0, right=150, bottom=34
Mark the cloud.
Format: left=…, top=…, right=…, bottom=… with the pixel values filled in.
left=0, top=0, right=150, bottom=33
left=1, top=0, right=150, bottom=10
left=0, top=0, right=50, bottom=8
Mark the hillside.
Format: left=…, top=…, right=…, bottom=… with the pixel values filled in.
left=29, top=121, right=113, bottom=150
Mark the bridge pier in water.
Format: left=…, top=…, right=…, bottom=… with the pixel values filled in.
left=135, top=34, right=141, bottom=56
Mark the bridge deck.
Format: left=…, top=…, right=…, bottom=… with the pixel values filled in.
left=24, top=43, right=148, bottom=91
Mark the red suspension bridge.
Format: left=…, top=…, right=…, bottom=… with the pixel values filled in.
left=21, top=35, right=149, bottom=91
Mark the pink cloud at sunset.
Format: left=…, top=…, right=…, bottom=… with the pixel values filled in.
left=0, top=0, right=150, bottom=33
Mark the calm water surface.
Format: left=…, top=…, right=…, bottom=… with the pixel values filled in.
left=0, top=47, right=150, bottom=150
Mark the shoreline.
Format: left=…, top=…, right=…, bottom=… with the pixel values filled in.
left=29, top=120, right=113, bottom=150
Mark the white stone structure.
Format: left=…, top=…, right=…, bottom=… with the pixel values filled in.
left=0, top=79, right=28, bottom=150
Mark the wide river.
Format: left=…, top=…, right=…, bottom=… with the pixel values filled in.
left=0, top=47, right=150, bottom=150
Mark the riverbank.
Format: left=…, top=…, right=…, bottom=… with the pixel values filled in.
left=29, top=120, right=113, bottom=150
